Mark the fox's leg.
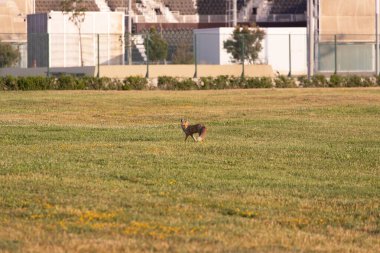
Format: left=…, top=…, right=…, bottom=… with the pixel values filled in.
left=185, top=135, right=189, bottom=142
left=191, top=135, right=197, bottom=142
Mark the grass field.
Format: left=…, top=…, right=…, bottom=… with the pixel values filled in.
left=0, top=88, right=379, bottom=252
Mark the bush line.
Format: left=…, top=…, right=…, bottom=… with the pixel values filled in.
left=0, top=74, right=379, bottom=91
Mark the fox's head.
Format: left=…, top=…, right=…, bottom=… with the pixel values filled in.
left=180, top=119, right=189, bottom=129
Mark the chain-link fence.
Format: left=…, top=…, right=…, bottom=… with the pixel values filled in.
left=2, top=31, right=380, bottom=77
left=318, top=34, right=376, bottom=73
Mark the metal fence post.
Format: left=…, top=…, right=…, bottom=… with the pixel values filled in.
left=145, top=33, right=150, bottom=78
left=376, top=0, right=379, bottom=75
left=97, top=34, right=100, bottom=78
left=241, top=34, right=245, bottom=78
left=193, top=33, right=198, bottom=78
left=334, top=34, right=337, bottom=74
left=47, top=33, right=50, bottom=77
left=288, top=34, right=292, bottom=77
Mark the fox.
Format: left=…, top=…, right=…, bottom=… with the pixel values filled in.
left=180, top=119, right=207, bottom=142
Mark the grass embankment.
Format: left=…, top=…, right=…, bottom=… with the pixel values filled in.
left=0, top=88, right=379, bottom=252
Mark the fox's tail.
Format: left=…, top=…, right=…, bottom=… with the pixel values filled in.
left=197, top=127, right=207, bottom=142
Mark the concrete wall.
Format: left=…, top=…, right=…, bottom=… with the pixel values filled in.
left=0, top=0, right=33, bottom=42
left=194, top=27, right=307, bottom=75
left=318, top=0, right=376, bottom=72
left=0, top=65, right=273, bottom=78
left=264, top=28, right=307, bottom=75
left=27, top=11, right=125, bottom=68
left=0, top=67, right=96, bottom=77
left=194, top=27, right=234, bottom=65
left=320, top=0, right=375, bottom=42
left=99, top=64, right=274, bottom=78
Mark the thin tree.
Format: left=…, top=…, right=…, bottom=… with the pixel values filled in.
left=224, top=25, right=265, bottom=64
left=172, top=41, right=194, bottom=64
left=144, top=27, right=168, bottom=63
left=0, top=41, right=20, bottom=67
left=61, top=0, right=87, bottom=66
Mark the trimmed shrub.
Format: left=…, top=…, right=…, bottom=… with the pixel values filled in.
left=123, top=76, right=147, bottom=90
left=260, top=77, right=274, bottom=88
left=345, top=75, right=362, bottom=87
left=361, top=76, right=376, bottom=87
left=15, top=77, right=29, bottom=90
left=376, top=75, right=380, bottom=86
left=1, top=74, right=379, bottom=91
left=57, top=75, right=83, bottom=90
left=274, top=75, right=296, bottom=88
left=214, top=75, right=230, bottom=89
left=1, top=76, right=56, bottom=90
left=311, top=74, right=328, bottom=87
left=297, top=75, right=313, bottom=88
left=97, top=77, right=121, bottom=90
left=328, top=74, right=345, bottom=88
left=157, top=76, right=178, bottom=90
left=176, top=78, right=198, bottom=90
left=80, top=76, right=98, bottom=90
left=3, top=75, right=18, bottom=90
left=158, top=76, right=198, bottom=90
left=245, top=77, right=273, bottom=88
left=199, top=77, right=215, bottom=90
left=22, top=76, right=54, bottom=90
left=229, top=76, right=245, bottom=89
left=0, top=76, right=4, bottom=90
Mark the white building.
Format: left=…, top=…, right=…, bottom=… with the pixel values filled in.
left=27, top=11, right=125, bottom=68
left=194, top=27, right=307, bottom=75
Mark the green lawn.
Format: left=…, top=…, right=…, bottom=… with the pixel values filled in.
left=0, top=88, right=379, bottom=252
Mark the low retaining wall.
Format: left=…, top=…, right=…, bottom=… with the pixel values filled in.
left=1, top=65, right=273, bottom=78
left=0, top=67, right=96, bottom=77
left=99, top=65, right=274, bottom=79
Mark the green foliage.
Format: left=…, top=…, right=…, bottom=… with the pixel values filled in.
left=245, top=77, right=273, bottom=88
left=328, top=74, right=345, bottom=87
left=345, top=75, right=363, bottom=87
left=0, top=41, right=20, bottom=68
left=98, top=77, right=122, bottom=90
left=176, top=78, right=198, bottom=90
left=145, top=27, right=168, bottom=63
left=274, top=75, right=297, bottom=88
left=172, top=43, right=194, bottom=64
left=1, top=74, right=379, bottom=91
left=157, top=76, right=178, bottom=90
left=361, top=77, right=376, bottom=87
left=311, top=75, right=328, bottom=87
left=199, top=77, right=214, bottom=90
left=223, top=25, right=265, bottom=63
left=299, top=74, right=377, bottom=88
left=342, top=75, right=377, bottom=87
left=16, top=76, right=54, bottom=90
left=199, top=76, right=229, bottom=90
left=123, top=76, right=148, bottom=90
left=376, top=75, right=380, bottom=86
left=230, top=76, right=246, bottom=89
left=214, top=75, right=230, bottom=89
left=158, top=76, right=197, bottom=90
left=2, top=75, right=18, bottom=90
left=0, top=77, right=4, bottom=90
left=57, top=75, right=83, bottom=90
left=80, top=76, right=100, bottom=90
left=297, top=76, right=313, bottom=88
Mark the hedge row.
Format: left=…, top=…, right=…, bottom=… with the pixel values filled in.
left=0, top=74, right=379, bottom=91
left=0, top=76, right=148, bottom=91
